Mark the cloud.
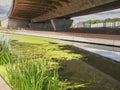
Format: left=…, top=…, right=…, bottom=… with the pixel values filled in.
left=0, top=7, right=6, bottom=20
left=72, top=8, right=120, bottom=24
left=0, top=0, right=12, bottom=19
left=0, top=6, right=7, bottom=14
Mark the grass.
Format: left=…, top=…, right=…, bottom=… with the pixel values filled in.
left=0, top=65, right=6, bottom=76
left=6, top=54, right=65, bottom=90
left=10, top=34, right=82, bottom=61
left=58, top=47, right=120, bottom=90
left=0, top=33, right=120, bottom=90
left=0, top=34, right=82, bottom=90
left=0, top=44, right=13, bottom=65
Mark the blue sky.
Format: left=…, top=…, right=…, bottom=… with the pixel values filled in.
left=71, top=8, right=120, bottom=24
left=0, top=0, right=120, bottom=23
left=0, top=0, right=12, bottom=19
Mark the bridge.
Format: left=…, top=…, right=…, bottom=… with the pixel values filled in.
left=2, top=0, right=120, bottom=30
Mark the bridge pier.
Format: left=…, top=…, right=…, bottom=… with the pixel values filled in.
left=30, top=19, right=73, bottom=30
left=30, top=21, right=53, bottom=30
left=4, top=18, right=29, bottom=29
left=50, top=19, right=73, bottom=31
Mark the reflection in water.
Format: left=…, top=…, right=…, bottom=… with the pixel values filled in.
left=58, top=43, right=120, bottom=90
left=86, top=44, right=120, bottom=52
left=59, top=47, right=120, bottom=90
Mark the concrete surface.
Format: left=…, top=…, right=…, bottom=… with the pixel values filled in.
left=14, top=31, right=120, bottom=46
left=0, top=77, right=12, bottom=90
left=53, top=40, right=120, bottom=62
left=10, top=0, right=120, bottom=22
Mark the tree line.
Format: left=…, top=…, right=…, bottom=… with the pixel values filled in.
left=0, top=21, right=1, bottom=26
left=86, top=18, right=120, bottom=24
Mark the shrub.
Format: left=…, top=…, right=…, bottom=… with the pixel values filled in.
left=0, top=41, right=13, bottom=65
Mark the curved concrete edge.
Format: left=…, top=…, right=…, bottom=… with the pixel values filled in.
left=14, top=31, right=120, bottom=47
left=75, top=46, right=120, bottom=62
left=0, top=77, right=12, bottom=90
left=51, top=40, right=120, bottom=62
left=73, top=37, right=120, bottom=47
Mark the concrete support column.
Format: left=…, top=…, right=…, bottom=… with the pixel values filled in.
left=29, top=18, right=73, bottom=30
left=50, top=19, right=73, bottom=31
left=50, top=19, right=57, bottom=30
left=8, top=18, right=29, bottom=29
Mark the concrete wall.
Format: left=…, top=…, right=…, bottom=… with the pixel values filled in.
left=30, top=21, right=53, bottom=30
left=31, top=19, right=73, bottom=30
left=51, top=19, right=73, bottom=30
left=1, top=18, right=9, bottom=28
left=8, top=19, right=29, bottom=29
left=1, top=18, right=73, bottom=30
left=1, top=18, right=29, bottom=29
left=90, top=22, right=120, bottom=28
left=75, top=22, right=120, bottom=28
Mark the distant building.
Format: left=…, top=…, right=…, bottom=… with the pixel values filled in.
left=75, top=21, right=120, bottom=28
left=74, top=22, right=91, bottom=28
left=90, top=22, right=120, bottom=28
left=76, top=22, right=85, bottom=28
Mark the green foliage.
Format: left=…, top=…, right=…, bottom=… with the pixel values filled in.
left=6, top=51, right=66, bottom=90
left=0, top=21, right=1, bottom=26
left=86, top=20, right=97, bottom=24
left=0, top=42, right=13, bottom=65
left=0, top=65, right=6, bottom=76
left=0, top=34, right=82, bottom=90
left=86, top=18, right=120, bottom=24
left=1, top=34, right=120, bottom=90
left=10, top=34, right=82, bottom=61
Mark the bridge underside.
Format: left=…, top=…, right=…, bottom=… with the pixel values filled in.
left=7, top=0, right=120, bottom=30
left=10, top=0, right=120, bottom=22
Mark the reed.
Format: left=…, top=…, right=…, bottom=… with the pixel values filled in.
left=0, top=36, right=13, bottom=65
left=6, top=49, right=66, bottom=90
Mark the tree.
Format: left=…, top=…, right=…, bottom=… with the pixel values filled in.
left=0, top=21, right=1, bottom=26
left=86, top=18, right=120, bottom=24
left=86, top=20, right=97, bottom=24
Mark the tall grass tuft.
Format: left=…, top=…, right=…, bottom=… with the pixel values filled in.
left=6, top=49, right=66, bottom=90
left=0, top=34, right=66, bottom=90
left=0, top=35, right=13, bottom=65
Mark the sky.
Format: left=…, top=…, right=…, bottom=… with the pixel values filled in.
left=71, top=8, right=120, bottom=24
left=0, top=0, right=120, bottom=23
left=0, top=0, right=12, bottom=19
